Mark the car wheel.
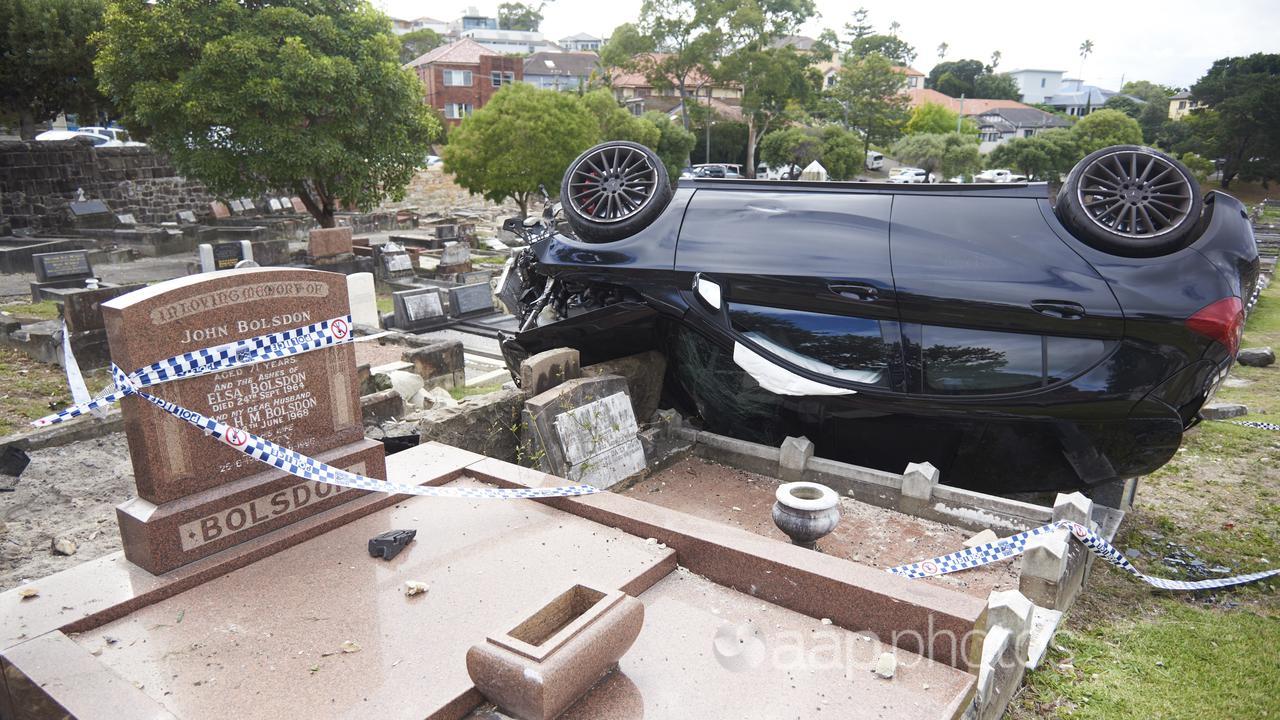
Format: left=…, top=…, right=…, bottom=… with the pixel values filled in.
left=560, top=141, right=672, bottom=243
left=1055, top=145, right=1203, bottom=257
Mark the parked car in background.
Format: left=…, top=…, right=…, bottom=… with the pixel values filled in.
left=79, top=126, right=144, bottom=146
left=889, top=167, right=931, bottom=183
left=975, top=168, right=1027, bottom=183
left=497, top=142, right=1258, bottom=499
left=34, top=130, right=121, bottom=147
left=865, top=151, right=884, bottom=171
left=756, top=164, right=800, bottom=180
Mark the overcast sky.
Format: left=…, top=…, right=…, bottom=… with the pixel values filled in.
left=374, top=0, right=1278, bottom=89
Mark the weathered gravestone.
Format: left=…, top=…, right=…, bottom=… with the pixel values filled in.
left=198, top=241, right=254, bottom=272
left=210, top=201, right=231, bottom=219
left=229, top=199, right=245, bottom=213
left=308, top=227, right=354, bottom=265
left=376, top=242, right=415, bottom=282
left=392, top=287, right=446, bottom=331
left=346, top=272, right=380, bottom=328
left=177, top=210, right=199, bottom=224
left=438, top=241, right=472, bottom=275
left=104, top=268, right=384, bottom=574
left=520, top=374, right=645, bottom=489
left=30, top=250, right=95, bottom=301
left=68, top=199, right=115, bottom=229
left=116, top=213, right=137, bottom=226
left=290, top=197, right=307, bottom=214
left=448, top=282, right=494, bottom=318
left=458, top=270, right=492, bottom=286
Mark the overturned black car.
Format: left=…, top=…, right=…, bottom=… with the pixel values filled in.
left=496, top=141, right=1260, bottom=498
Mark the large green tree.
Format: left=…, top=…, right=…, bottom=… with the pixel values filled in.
left=96, top=0, right=439, bottom=228
left=988, top=128, right=1079, bottom=180
left=498, top=2, right=544, bottom=31
left=828, top=52, right=909, bottom=159
left=582, top=88, right=660, bottom=146
left=891, top=131, right=979, bottom=180
left=0, top=0, right=110, bottom=139
left=904, top=102, right=976, bottom=136
left=927, top=58, right=1019, bottom=100
left=443, top=84, right=598, bottom=215
left=636, top=0, right=724, bottom=130
left=1190, top=53, right=1280, bottom=188
left=846, top=33, right=915, bottom=66
left=817, top=124, right=864, bottom=180
left=642, top=110, right=696, bottom=183
left=398, top=27, right=443, bottom=64
left=1071, top=108, right=1143, bottom=155
left=598, top=22, right=655, bottom=81
left=759, top=126, right=820, bottom=176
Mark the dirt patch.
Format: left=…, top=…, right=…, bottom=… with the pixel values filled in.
left=0, top=434, right=135, bottom=591
left=354, top=338, right=411, bottom=369
left=626, top=455, right=1019, bottom=598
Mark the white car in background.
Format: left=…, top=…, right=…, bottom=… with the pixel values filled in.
left=34, top=129, right=122, bottom=147
left=974, top=168, right=1027, bottom=183
left=888, top=167, right=932, bottom=183
left=865, top=150, right=884, bottom=170
left=79, top=126, right=145, bottom=146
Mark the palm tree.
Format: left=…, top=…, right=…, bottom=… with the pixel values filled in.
left=990, top=50, right=1002, bottom=70
left=888, top=20, right=900, bottom=36
left=1078, top=39, right=1094, bottom=79
left=937, top=42, right=948, bottom=61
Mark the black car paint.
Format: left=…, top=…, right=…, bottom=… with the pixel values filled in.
left=500, top=178, right=1258, bottom=493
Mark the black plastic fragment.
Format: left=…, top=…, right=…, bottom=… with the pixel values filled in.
left=368, top=528, right=417, bottom=561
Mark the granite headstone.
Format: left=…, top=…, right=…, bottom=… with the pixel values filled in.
left=104, top=268, right=383, bottom=573
left=392, top=287, right=446, bottom=331
left=448, top=282, right=494, bottom=317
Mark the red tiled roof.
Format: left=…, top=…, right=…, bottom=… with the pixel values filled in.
left=893, top=65, right=925, bottom=77
left=404, top=38, right=492, bottom=68
left=905, top=88, right=1029, bottom=115
left=610, top=53, right=720, bottom=89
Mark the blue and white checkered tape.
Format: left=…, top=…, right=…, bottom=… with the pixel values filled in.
left=34, top=315, right=600, bottom=501
left=887, top=519, right=1280, bottom=591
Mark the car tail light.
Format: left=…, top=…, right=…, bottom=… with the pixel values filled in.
left=1186, top=297, right=1244, bottom=355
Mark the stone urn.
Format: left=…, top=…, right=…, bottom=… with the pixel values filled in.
left=772, top=481, right=841, bottom=549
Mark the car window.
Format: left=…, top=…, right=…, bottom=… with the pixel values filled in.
left=918, top=326, right=1113, bottom=394
left=89, top=134, right=109, bottom=146
left=729, top=302, right=893, bottom=387
left=922, top=325, right=1043, bottom=394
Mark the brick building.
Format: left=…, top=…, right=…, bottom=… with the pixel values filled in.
left=404, top=38, right=523, bottom=127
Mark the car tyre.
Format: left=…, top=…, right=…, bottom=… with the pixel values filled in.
left=561, top=141, right=671, bottom=243
left=1055, top=145, right=1203, bottom=257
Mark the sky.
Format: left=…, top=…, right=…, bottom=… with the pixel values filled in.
left=373, top=0, right=1279, bottom=89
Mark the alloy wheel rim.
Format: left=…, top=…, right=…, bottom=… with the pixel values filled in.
left=567, top=146, right=657, bottom=224
left=1077, top=150, right=1194, bottom=239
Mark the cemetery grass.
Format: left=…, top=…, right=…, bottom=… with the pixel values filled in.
left=0, top=346, right=110, bottom=435
left=1011, top=278, right=1280, bottom=719
left=1, top=300, right=60, bottom=321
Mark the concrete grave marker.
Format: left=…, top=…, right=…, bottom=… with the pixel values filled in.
left=116, top=213, right=137, bottom=226
left=392, top=287, right=446, bottom=331
left=346, top=272, right=380, bottom=328
left=522, top=374, right=645, bottom=489
left=228, top=199, right=244, bottom=213
left=103, top=268, right=382, bottom=573
left=268, top=198, right=283, bottom=211
left=448, top=282, right=494, bottom=317
left=177, top=210, right=198, bottom=224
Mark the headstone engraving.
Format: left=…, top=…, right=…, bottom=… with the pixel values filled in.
left=105, top=268, right=382, bottom=573
left=521, top=376, right=645, bottom=490
left=448, top=282, right=494, bottom=317
left=392, top=288, right=446, bottom=331
left=33, top=250, right=92, bottom=282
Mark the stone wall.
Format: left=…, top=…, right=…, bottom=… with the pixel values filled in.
left=0, top=140, right=216, bottom=232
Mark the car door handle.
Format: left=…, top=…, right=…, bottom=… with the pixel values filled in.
left=1031, top=300, right=1086, bottom=319
left=829, top=283, right=879, bottom=302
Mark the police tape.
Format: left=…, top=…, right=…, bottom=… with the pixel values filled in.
left=1227, top=420, right=1280, bottom=431
left=886, top=520, right=1280, bottom=591
left=33, top=316, right=600, bottom=500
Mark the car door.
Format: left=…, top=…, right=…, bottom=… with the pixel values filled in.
left=675, top=188, right=903, bottom=393
left=890, top=194, right=1124, bottom=396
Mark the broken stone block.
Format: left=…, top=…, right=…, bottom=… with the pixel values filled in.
left=387, top=370, right=424, bottom=405
left=1201, top=402, right=1249, bottom=420
left=1051, top=491, right=1093, bottom=528
left=1237, top=346, right=1274, bottom=367
left=360, top=388, right=404, bottom=424
left=873, top=652, right=896, bottom=678
left=403, top=340, right=465, bottom=391
left=901, top=461, right=939, bottom=501
left=963, top=528, right=998, bottom=548
left=985, top=589, right=1033, bottom=666
left=51, top=536, right=77, bottom=556
left=519, top=347, right=581, bottom=396
left=582, top=350, right=667, bottom=422
left=778, top=436, right=814, bottom=483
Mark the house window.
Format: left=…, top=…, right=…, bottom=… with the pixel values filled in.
left=442, top=70, right=473, bottom=86
left=1178, top=100, right=1187, bottom=110
left=443, top=103, right=473, bottom=119
left=491, top=71, right=515, bottom=87
left=1040, top=78, right=1046, bottom=87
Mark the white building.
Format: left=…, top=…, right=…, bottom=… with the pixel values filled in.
left=388, top=15, right=449, bottom=36
left=559, top=33, right=603, bottom=52
left=1005, top=69, right=1065, bottom=104
left=462, top=28, right=561, bottom=55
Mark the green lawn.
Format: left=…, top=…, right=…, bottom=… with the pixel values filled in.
left=1, top=300, right=61, bottom=321
left=1012, top=275, right=1280, bottom=719
left=0, top=346, right=111, bottom=436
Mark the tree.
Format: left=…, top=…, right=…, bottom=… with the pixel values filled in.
left=818, top=124, right=863, bottom=180
left=890, top=133, right=944, bottom=178
left=843, top=6, right=872, bottom=41
left=1103, top=95, right=1143, bottom=119
left=636, top=0, right=723, bottom=130
left=1179, top=151, right=1214, bottom=184
left=498, top=2, right=544, bottom=31
left=974, top=73, right=1020, bottom=100
left=692, top=117, right=748, bottom=166
left=642, top=110, right=696, bottom=184
left=1121, top=80, right=1177, bottom=105
left=582, top=88, right=660, bottom=146
left=1071, top=108, right=1143, bottom=154
left=936, top=42, right=948, bottom=61
left=96, top=0, right=439, bottom=228
left=718, top=0, right=816, bottom=178
left=399, top=28, right=443, bottom=64
left=904, top=102, right=976, bottom=136
left=939, top=131, right=980, bottom=178
left=829, top=53, right=909, bottom=159
left=1078, top=39, right=1094, bottom=79
left=847, top=34, right=915, bottom=66
left=1190, top=53, right=1280, bottom=188
left=990, top=50, right=1002, bottom=71
left=444, top=84, right=598, bottom=215
left=988, top=128, right=1079, bottom=180
left=0, top=0, right=110, bottom=139
left=598, top=22, right=655, bottom=79
left=759, top=126, right=820, bottom=176
left=926, top=59, right=984, bottom=97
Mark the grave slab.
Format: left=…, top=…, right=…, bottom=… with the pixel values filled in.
left=449, top=282, right=495, bottom=318
left=392, top=287, right=447, bottom=331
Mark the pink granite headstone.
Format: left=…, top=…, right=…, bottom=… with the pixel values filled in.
left=308, top=227, right=354, bottom=260
left=210, top=201, right=230, bottom=219
left=102, top=267, right=384, bottom=573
